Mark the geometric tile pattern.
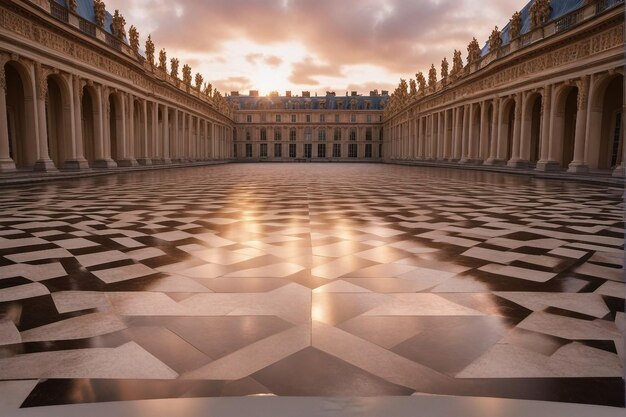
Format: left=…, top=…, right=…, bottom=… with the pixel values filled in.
left=0, top=164, right=623, bottom=408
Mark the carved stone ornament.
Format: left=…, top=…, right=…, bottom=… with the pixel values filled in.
left=488, top=26, right=502, bottom=51
left=428, top=64, right=437, bottom=87
left=182, top=64, right=192, bottom=85
left=68, top=0, right=77, bottom=13
left=509, top=11, right=522, bottom=39
left=194, top=72, right=203, bottom=90
left=145, top=35, right=155, bottom=67
left=112, top=10, right=126, bottom=40
left=128, top=26, right=140, bottom=53
left=530, top=0, right=551, bottom=30
left=416, top=72, right=426, bottom=92
left=441, top=57, right=449, bottom=79
left=452, top=50, right=463, bottom=75
left=467, top=38, right=481, bottom=64
left=94, top=0, right=106, bottom=29
left=158, top=49, right=167, bottom=71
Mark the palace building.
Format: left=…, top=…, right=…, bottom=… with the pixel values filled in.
left=228, top=91, right=387, bottom=161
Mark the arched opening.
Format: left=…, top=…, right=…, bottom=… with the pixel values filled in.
left=5, top=62, right=37, bottom=168
left=81, top=86, right=98, bottom=166
left=483, top=103, right=493, bottom=160
left=133, top=100, right=145, bottom=161
left=588, top=74, right=623, bottom=170
left=45, top=75, right=71, bottom=169
left=470, top=104, right=481, bottom=160
left=146, top=102, right=154, bottom=160
left=521, top=93, right=542, bottom=165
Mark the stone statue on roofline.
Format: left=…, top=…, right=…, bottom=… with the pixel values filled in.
left=112, top=10, right=126, bottom=40
left=428, top=64, right=437, bottom=88
left=509, top=11, right=522, bottom=39
left=182, top=64, right=192, bottom=85
left=170, top=57, right=179, bottom=78
left=195, top=73, right=203, bottom=90
left=416, top=72, right=426, bottom=92
left=145, top=35, right=155, bottom=68
left=488, top=26, right=502, bottom=51
left=158, top=49, right=167, bottom=72
left=68, top=0, right=77, bottom=13
left=530, top=0, right=551, bottom=29
left=94, top=0, right=106, bottom=28
left=441, top=57, right=449, bottom=79
left=451, top=50, right=463, bottom=75
left=467, top=38, right=481, bottom=65
left=128, top=26, right=139, bottom=54
left=409, top=78, right=417, bottom=96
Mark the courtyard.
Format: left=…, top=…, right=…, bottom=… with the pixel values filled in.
left=0, top=163, right=623, bottom=410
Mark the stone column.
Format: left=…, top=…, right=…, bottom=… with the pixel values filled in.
left=454, top=106, right=463, bottom=161
left=172, top=109, right=179, bottom=161
left=536, top=85, right=556, bottom=171
left=151, top=101, right=159, bottom=163
left=485, top=98, right=501, bottom=165
left=137, top=99, right=151, bottom=165
left=0, top=57, right=16, bottom=171
left=568, top=76, right=590, bottom=173
left=507, top=92, right=523, bottom=167
left=460, top=104, right=470, bottom=163
left=479, top=100, right=489, bottom=163
left=33, top=63, right=56, bottom=171
left=162, top=105, right=171, bottom=163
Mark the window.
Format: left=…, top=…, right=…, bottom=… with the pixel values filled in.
left=304, top=143, right=312, bottom=158
left=304, top=128, right=312, bottom=141
left=379, top=130, right=383, bottom=141
left=335, top=114, right=340, bottom=123
left=260, top=143, right=268, bottom=157
left=320, top=114, right=325, bottom=123
left=276, top=114, right=282, bottom=123
left=245, top=129, right=251, bottom=141
left=233, top=144, right=237, bottom=158
left=274, top=143, right=282, bottom=157
left=350, top=114, right=357, bottom=123
left=334, top=128, right=341, bottom=141
left=348, top=143, right=358, bottom=158
left=332, top=143, right=341, bottom=158
left=274, top=129, right=282, bottom=141
left=306, top=114, right=311, bottom=123
left=365, top=143, right=372, bottom=158
left=317, top=143, right=326, bottom=158
left=289, top=128, right=297, bottom=141
left=379, top=143, right=383, bottom=158
left=349, top=128, right=357, bottom=141
left=289, top=143, right=296, bottom=158
left=291, top=114, right=297, bottom=123
left=318, top=129, right=326, bottom=141
left=366, top=128, right=372, bottom=141
left=367, top=114, right=372, bottom=123
left=245, top=143, right=252, bottom=157
left=246, top=115, right=252, bottom=123
left=260, top=128, right=267, bottom=141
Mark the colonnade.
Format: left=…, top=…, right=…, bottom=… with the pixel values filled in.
left=0, top=55, right=232, bottom=172
left=386, top=71, right=624, bottom=176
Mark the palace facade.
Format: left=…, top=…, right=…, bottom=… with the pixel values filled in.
left=228, top=92, right=386, bottom=161
left=0, top=0, right=234, bottom=173
left=0, top=0, right=624, bottom=178
left=383, top=0, right=625, bottom=177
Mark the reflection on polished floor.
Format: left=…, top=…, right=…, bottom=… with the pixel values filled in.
left=0, top=163, right=623, bottom=410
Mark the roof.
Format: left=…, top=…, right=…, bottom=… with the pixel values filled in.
left=481, top=0, right=585, bottom=55
left=54, top=0, right=124, bottom=41
left=228, top=95, right=388, bottom=111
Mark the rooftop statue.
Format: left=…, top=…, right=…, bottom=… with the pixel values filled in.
left=68, top=0, right=77, bottom=13
left=416, top=72, right=426, bottom=92
left=170, top=57, right=179, bottom=78
left=488, top=26, right=502, bottom=51
left=441, top=57, right=449, bottom=79
left=467, top=38, right=481, bottom=64
left=158, top=49, right=167, bottom=72
left=451, top=50, right=463, bottom=75
left=94, top=0, right=106, bottom=28
left=111, top=10, right=126, bottom=40
left=409, top=78, right=417, bottom=96
left=145, top=35, right=155, bottom=68
left=128, top=26, right=139, bottom=54
left=509, top=11, right=522, bottom=39
left=182, top=64, right=192, bottom=85
left=530, top=0, right=551, bottom=29
left=428, top=64, right=437, bottom=88
left=195, top=73, right=203, bottom=90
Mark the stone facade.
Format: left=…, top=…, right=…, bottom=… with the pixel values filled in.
left=383, top=0, right=625, bottom=177
left=228, top=92, right=387, bottom=161
left=0, top=0, right=234, bottom=172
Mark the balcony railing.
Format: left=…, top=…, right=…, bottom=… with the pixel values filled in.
left=555, top=9, right=584, bottom=33
left=49, top=1, right=68, bottom=23
left=78, top=17, right=96, bottom=37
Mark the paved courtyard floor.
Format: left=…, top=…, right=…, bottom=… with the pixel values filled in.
left=0, top=163, right=623, bottom=410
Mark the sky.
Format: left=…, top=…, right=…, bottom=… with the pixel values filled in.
left=103, top=0, right=525, bottom=96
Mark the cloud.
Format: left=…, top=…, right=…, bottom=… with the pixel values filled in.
left=288, top=57, right=344, bottom=85
left=214, top=76, right=253, bottom=93
left=264, top=55, right=283, bottom=67
left=245, top=53, right=263, bottom=65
